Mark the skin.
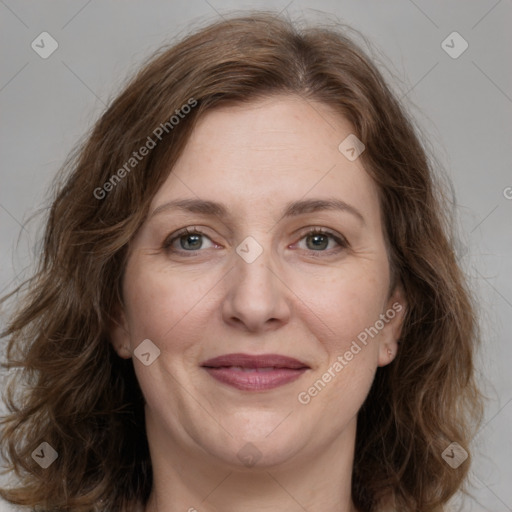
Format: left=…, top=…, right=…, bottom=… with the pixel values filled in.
left=110, top=94, right=406, bottom=512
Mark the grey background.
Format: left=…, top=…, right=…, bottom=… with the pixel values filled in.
left=0, top=1, right=511, bottom=511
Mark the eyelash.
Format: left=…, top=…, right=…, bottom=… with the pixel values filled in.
left=162, top=226, right=349, bottom=257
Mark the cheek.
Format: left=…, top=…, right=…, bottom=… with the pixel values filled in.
left=293, top=263, right=388, bottom=350
left=122, top=260, right=217, bottom=353
left=296, top=278, right=383, bottom=414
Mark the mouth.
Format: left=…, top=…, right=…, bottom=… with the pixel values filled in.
left=200, top=353, right=310, bottom=391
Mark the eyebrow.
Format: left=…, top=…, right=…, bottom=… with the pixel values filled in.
left=149, top=197, right=365, bottom=225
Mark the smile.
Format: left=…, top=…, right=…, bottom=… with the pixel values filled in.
left=200, top=353, right=310, bottom=391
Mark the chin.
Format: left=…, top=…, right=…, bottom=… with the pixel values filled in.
left=200, top=419, right=309, bottom=470
left=209, top=439, right=303, bottom=471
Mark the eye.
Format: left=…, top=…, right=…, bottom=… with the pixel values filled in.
left=163, top=227, right=217, bottom=254
left=295, top=228, right=348, bottom=254
left=163, top=226, right=348, bottom=257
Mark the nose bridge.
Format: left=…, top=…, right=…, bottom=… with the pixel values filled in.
left=222, top=233, right=290, bottom=330
left=234, top=233, right=278, bottom=297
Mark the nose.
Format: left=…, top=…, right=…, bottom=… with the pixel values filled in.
left=221, top=242, right=291, bottom=333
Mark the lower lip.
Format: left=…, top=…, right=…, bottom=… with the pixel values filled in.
left=203, top=367, right=307, bottom=391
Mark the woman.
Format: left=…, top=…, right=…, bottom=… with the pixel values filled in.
left=0, top=12, right=483, bottom=512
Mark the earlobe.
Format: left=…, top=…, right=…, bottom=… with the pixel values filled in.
left=108, top=307, right=132, bottom=359
left=115, top=342, right=132, bottom=359
left=378, top=344, right=397, bottom=367
left=377, top=285, right=407, bottom=367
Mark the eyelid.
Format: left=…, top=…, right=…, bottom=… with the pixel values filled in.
left=295, top=226, right=347, bottom=241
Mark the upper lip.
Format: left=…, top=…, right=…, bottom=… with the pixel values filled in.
left=201, top=353, right=309, bottom=369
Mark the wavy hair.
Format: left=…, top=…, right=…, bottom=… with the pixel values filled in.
left=0, top=12, right=483, bottom=512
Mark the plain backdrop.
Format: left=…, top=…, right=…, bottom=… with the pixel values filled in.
left=1, top=1, right=511, bottom=511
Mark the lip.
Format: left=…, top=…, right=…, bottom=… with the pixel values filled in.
left=201, top=353, right=310, bottom=391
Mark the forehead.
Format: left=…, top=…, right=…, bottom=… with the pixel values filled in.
left=150, top=94, right=381, bottom=228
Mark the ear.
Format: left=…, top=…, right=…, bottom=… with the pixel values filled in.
left=108, top=305, right=132, bottom=359
left=377, top=284, right=407, bottom=367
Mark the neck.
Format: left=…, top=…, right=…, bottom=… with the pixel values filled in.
left=144, top=416, right=358, bottom=512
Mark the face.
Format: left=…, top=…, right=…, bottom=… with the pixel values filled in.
left=111, top=94, right=405, bottom=469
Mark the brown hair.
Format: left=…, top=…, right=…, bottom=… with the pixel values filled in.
left=0, top=11, right=483, bottom=511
